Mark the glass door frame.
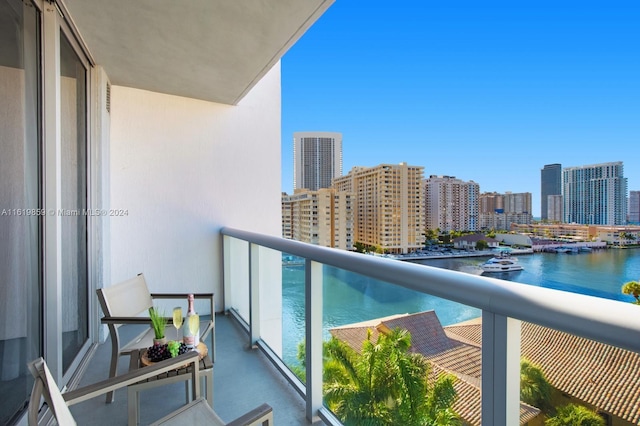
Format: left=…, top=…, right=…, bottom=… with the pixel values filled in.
left=40, top=0, right=98, bottom=385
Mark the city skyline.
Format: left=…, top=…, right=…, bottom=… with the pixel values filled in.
left=280, top=2, right=640, bottom=217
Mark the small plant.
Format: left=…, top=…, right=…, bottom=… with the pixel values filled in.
left=622, top=280, right=640, bottom=305
left=148, top=307, right=168, bottom=339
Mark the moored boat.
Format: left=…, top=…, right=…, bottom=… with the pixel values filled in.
left=480, top=256, right=524, bottom=273
left=554, top=247, right=572, bottom=253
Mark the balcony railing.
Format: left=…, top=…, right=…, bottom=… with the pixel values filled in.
left=221, top=227, right=640, bottom=425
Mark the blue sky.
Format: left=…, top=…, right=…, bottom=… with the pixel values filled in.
left=280, top=1, right=639, bottom=217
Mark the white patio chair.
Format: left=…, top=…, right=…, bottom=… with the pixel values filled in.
left=26, top=352, right=273, bottom=426
left=96, top=273, right=215, bottom=402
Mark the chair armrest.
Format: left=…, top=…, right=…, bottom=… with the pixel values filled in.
left=150, top=293, right=214, bottom=300
left=101, top=315, right=179, bottom=325
left=226, top=403, right=273, bottom=426
left=63, top=351, right=200, bottom=406
left=100, top=316, right=153, bottom=325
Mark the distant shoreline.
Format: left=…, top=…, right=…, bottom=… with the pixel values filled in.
left=282, top=244, right=640, bottom=266
left=390, top=249, right=533, bottom=261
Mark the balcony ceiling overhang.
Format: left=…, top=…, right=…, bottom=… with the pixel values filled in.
left=62, top=0, right=333, bottom=105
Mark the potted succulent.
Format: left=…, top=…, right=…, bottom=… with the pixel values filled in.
left=148, top=307, right=168, bottom=345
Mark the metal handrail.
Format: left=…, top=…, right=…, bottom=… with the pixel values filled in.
left=221, top=227, right=640, bottom=354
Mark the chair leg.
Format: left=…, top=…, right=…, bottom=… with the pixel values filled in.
left=106, top=323, right=122, bottom=403
left=204, top=369, right=213, bottom=407
left=106, top=349, right=119, bottom=403
left=128, top=385, right=140, bottom=426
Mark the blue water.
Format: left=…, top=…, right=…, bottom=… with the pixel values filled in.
left=281, top=249, right=640, bottom=365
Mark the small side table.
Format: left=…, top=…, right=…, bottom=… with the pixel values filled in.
left=127, top=345, right=213, bottom=426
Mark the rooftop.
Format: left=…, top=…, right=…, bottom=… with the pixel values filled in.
left=330, top=311, right=540, bottom=425
left=447, top=318, right=640, bottom=424
left=331, top=310, right=640, bottom=425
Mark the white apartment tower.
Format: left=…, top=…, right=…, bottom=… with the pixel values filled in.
left=293, top=132, right=343, bottom=191
left=424, top=176, right=480, bottom=232
left=563, top=162, right=627, bottom=225
left=334, top=163, right=424, bottom=254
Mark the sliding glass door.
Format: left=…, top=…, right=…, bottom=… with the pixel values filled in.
left=0, top=0, right=42, bottom=423
left=0, top=1, right=92, bottom=421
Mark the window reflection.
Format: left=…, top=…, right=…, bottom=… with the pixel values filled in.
left=59, top=32, right=88, bottom=373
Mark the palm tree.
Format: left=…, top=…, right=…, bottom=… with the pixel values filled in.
left=622, top=280, right=640, bottom=305
left=323, top=327, right=459, bottom=426
left=520, top=358, right=551, bottom=410
left=545, top=404, right=605, bottom=426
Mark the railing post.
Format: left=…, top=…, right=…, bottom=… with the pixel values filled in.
left=482, top=311, right=521, bottom=426
left=305, top=260, right=323, bottom=422
left=249, top=243, right=261, bottom=347
left=223, top=235, right=231, bottom=312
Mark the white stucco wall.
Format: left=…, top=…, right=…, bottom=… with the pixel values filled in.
left=108, top=63, right=283, bottom=314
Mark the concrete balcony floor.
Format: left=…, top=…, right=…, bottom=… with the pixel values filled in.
left=70, top=314, right=322, bottom=425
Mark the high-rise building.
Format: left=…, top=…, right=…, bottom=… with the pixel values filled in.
left=629, top=191, right=640, bottom=224
left=548, top=194, right=563, bottom=222
left=281, top=188, right=354, bottom=250
left=563, top=162, right=627, bottom=225
left=293, top=132, right=342, bottom=191
left=479, top=191, right=533, bottom=230
left=334, top=163, right=424, bottom=254
left=333, top=191, right=355, bottom=251
left=541, top=163, right=562, bottom=220
left=424, top=176, right=479, bottom=232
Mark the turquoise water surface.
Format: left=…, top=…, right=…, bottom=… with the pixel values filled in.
left=281, top=248, right=640, bottom=365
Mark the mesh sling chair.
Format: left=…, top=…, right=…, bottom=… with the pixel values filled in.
left=27, top=352, right=273, bottom=426
left=96, top=273, right=215, bottom=402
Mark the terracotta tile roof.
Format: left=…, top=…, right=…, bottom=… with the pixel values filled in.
left=330, top=311, right=540, bottom=425
left=428, top=364, right=540, bottom=426
left=444, top=320, right=640, bottom=424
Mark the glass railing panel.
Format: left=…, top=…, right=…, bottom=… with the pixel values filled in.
left=225, top=236, right=250, bottom=322
left=253, top=245, right=284, bottom=355
left=281, top=252, right=306, bottom=379
left=319, top=265, right=482, bottom=426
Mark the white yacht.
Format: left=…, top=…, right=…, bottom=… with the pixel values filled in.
left=480, top=256, right=523, bottom=273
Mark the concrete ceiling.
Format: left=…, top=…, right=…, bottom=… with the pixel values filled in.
left=62, top=0, right=333, bottom=105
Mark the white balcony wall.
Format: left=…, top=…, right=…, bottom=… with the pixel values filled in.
left=108, top=63, right=283, bottom=318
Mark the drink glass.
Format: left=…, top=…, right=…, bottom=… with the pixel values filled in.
left=173, top=307, right=183, bottom=341
left=188, top=314, right=199, bottom=349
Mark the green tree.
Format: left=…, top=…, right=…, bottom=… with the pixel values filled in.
left=424, top=229, right=438, bottom=246
left=621, top=280, right=640, bottom=305
left=545, top=404, right=605, bottom=426
left=475, top=240, right=488, bottom=251
left=520, top=359, right=551, bottom=410
left=323, top=328, right=459, bottom=426
left=619, top=232, right=629, bottom=246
